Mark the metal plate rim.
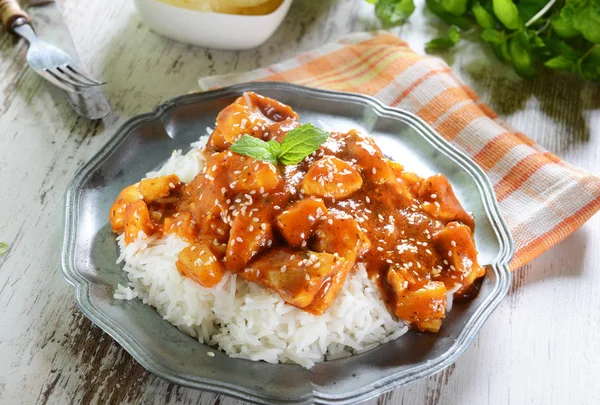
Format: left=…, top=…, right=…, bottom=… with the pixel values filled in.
left=61, top=82, right=514, bottom=404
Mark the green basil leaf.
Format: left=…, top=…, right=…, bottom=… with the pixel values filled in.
left=577, top=45, right=600, bottom=80
left=544, top=55, right=577, bottom=69
left=0, top=242, right=8, bottom=256
left=375, top=0, right=416, bottom=26
left=442, top=0, right=468, bottom=16
left=523, top=30, right=547, bottom=59
left=426, top=0, right=474, bottom=28
left=472, top=2, right=496, bottom=28
left=527, top=30, right=546, bottom=49
left=570, top=0, right=600, bottom=44
left=491, top=41, right=512, bottom=61
left=493, top=0, right=522, bottom=30
left=544, top=37, right=582, bottom=59
left=426, top=25, right=461, bottom=49
left=509, top=31, right=537, bottom=79
left=517, top=0, right=551, bottom=23
left=481, top=28, right=506, bottom=44
left=279, top=124, right=329, bottom=165
left=229, top=135, right=280, bottom=165
left=551, top=6, right=579, bottom=38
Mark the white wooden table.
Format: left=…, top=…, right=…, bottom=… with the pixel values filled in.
left=1, top=1, right=599, bottom=404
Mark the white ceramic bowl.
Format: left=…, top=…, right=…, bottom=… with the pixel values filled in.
left=133, top=0, right=293, bottom=50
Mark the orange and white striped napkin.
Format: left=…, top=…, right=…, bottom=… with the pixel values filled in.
left=198, top=32, right=600, bottom=270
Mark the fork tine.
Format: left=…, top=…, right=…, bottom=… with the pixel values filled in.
left=47, top=67, right=93, bottom=89
left=39, top=70, right=83, bottom=93
left=57, top=66, right=104, bottom=88
left=66, top=65, right=106, bottom=86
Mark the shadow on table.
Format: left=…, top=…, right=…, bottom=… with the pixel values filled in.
left=412, top=10, right=600, bottom=146
left=467, top=68, right=599, bottom=141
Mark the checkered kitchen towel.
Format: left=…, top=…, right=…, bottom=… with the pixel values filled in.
left=198, top=32, right=600, bottom=270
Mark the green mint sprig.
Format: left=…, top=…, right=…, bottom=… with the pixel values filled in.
left=229, top=123, right=329, bottom=165
left=366, top=0, right=600, bottom=83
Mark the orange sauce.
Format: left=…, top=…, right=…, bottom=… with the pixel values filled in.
left=110, top=92, right=485, bottom=332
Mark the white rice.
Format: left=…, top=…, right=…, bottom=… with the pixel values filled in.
left=114, top=135, right=409, bottom=368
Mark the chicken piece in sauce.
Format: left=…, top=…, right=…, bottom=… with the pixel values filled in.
left=109, top=92, right=485, bottom=332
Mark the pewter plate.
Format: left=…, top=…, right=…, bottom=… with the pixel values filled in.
left=61, top=82, right=514, bottom=404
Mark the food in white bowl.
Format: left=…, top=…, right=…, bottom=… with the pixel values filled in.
left=133, top=0, right=293, bottom=50
left=156, top=0, right=284, bottom=14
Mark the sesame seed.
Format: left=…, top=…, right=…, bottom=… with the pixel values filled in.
left=451, top=240, right=456, bottom=247
left=431, top=194, right=437, bottom=199
left=426, top=249, right=432, bottom=255
left=305, top=274, right=310, bottom=281
left=280, top=265, right=287, bottom=273
left=448, top=251, right=453, bottom=257
left=207, top=352, right=215, bottom=357
left=253, top=217, right=259, bottom=222
left=372, top=168, right=376, bottom=174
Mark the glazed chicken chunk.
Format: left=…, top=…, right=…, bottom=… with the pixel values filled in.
left=109, top=92, right=485, bottom=332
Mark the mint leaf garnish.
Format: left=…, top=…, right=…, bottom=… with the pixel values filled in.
left=278, top=124, right=329, bottom=165
left=229, top=135, right=280, bottom=165
left=0, top=242, right=8, bottom=256
left=229, top=123, right=329, bottom=166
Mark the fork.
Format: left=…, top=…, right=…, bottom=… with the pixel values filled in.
left=0, top=0, right=105, bottom=93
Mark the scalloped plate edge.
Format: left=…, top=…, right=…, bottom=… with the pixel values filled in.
left=61, top=82, right=514, bottom=405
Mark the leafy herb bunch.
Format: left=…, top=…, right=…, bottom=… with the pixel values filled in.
left=367, top=0, right=600, bottom=82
